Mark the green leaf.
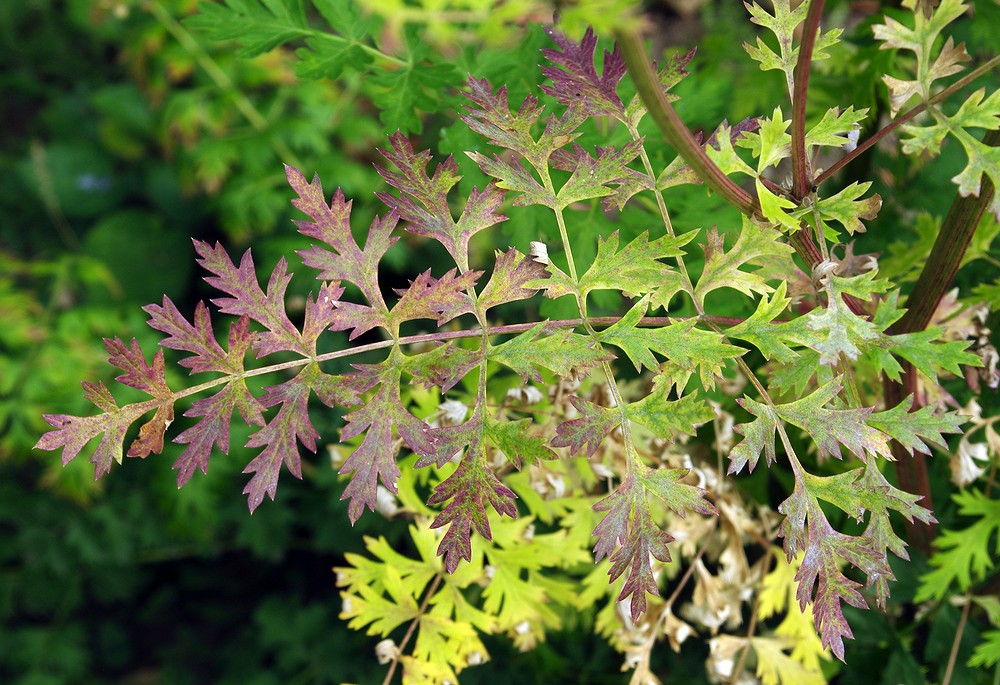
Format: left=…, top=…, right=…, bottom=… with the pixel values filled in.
left=485, top=415, right=556, bottom=468
left=695, top=220, right=795, bottom=304
left=624, top=376, right=715, bottom=440
left=597, top=296, right=744, bottom=385
left=867, top=395, right=964, bottom=455
left=810, top=181, right=882, bottom=237
left=917, top=489, right=1000, bottom=601
left=805, top=271, right=889, bottom=365
left=489, top=323, right=610, bottom=382
left=724, top=282, right=803, bottom=363
left=577, top=230, right=693, bottom=300
left=187, top=0, right=309, bottom=57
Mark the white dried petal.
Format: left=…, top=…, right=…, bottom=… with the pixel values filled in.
left=529, top=241, right=549, bottom=265
left=514, top=620, right=531, bottom=635
left=375, top=485, right=400, bottom=518
left=843, top=125, right=861, bottom=152
left=374, top=638, right=399, bottom=665
left=591, top=462, right=614, bottom=480
left=439, top=399, right=468, bottom=424
left=951, top=440, right=990, bottom=487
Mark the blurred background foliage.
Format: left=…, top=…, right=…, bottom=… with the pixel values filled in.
left=1, top=0, right=998, bottom=683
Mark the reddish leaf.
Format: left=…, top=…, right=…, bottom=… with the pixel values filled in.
left=242, top=364, right=330, bottom=511
left=338, top=357, right=436, bottom=523
left=428, top=434, right=518, bottom=573
left=287, top=165, right=394, bottom=336
left=477, top=248, right=548, bottom=311
left=540, top=26, right=627, bottom=120
left=35, top=382, right=157, bottom=477
left=143, top=298, right=234, bottom=374
left=405, top=343, right=483, bottom=393
left=592, top=474, right=671, bottom=621
left=462, top=77, right=584, bottom=167
left=551, top=395, right=617, bottom=457
left=376, top=132, right=507, bottom=266
left=172, top=377, right=265, bottom=487
left=390, top=268, right=480, bottom=327
left=193, top=240, right=305, bottom=357
left=105, top=337, right=170, bottom=398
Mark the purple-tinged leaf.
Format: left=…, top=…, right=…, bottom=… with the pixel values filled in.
left=477, top=248, right=548, bottom=312
left=406, top=344, right=483, bottom=394
left=193, top=240, right=306, bottom=357
left=105, top=337, right=171, bottom=398
left=794, top=500, right=890, bottom=661
left=299, top=281, right=346, bottom=353
left=35, top=382, right=158, bottom=477
left=339, top=355, right=435, bottom=523
left=624, top=46, right=697, bottom=126
left=428, top=435, right=518, bottom=573
left=541, top=26, right=627, bottom=120
left=390, top=268, right=480, bottom=327
left=103, top=338, right=175, bottom=460
left=173, top=377, right=265, bottom=487
left=592, top=473, right=672, bottom=622
left=462, top=77, right=585, bottom=167
left=489, top=322, right=611, bottom=382
left=287, top=165, right=393, bottom=332
left=777, top=480, right=810, bottom=560
left=376, top=132, right=507, bottom=267
left=144, top=298, right=235, bottom=374
left=551, top=395, right=617, bottom=457
left=242, top=363, right=330, bottom=511
left=806, top=461, right=935, bottom=606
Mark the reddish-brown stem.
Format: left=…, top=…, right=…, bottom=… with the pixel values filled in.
left=616, top=26, right=869, bottom=317
left=815, top=55, right=1000, bottom=188
left=884, top=127, right=1000, bottom=554
left=791, top=0, right=825, bottom=200
left=615, top=28, right=761, bottom=218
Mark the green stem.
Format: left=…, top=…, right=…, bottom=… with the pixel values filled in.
left=145, top=0, right=303, bottom=170
left=790, top=0, right=825, bottom=200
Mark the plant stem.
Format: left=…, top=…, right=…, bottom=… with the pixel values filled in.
left=942, top=597, right=972, bottom=685
left=382, top=571, right=444, bottom=685
left=814, top=56, right=1000, bottom=188
left=884, top=127, right=1000, bottom=554
left=616, top=26, right=868, bottom=317
left=791, top=0, right=825, bottom=200
left=615, top=29, right=761, bottom=218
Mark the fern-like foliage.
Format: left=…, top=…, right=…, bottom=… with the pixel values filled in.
left=36, top=2, right=999, bottom=679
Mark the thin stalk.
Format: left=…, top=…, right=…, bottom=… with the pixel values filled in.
left=381, top=571, right=444, bottom=685
left=815, top=56, right=1000, bottom=188
left=942, top=598, right=972, bottom=685
left=145, top=0, right=303, bottom=169
left=884, top=127, right=1000, bottom=554
left=791, top=0, right=826, bottom=200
